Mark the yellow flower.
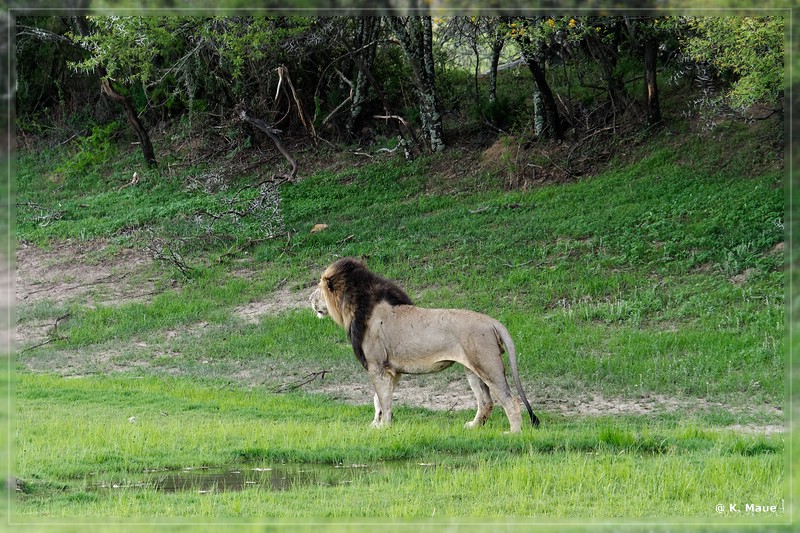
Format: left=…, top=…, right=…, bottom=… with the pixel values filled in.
left=547, top=18, right=555, bottom=27
left=569, top=18, right=576, bottom=28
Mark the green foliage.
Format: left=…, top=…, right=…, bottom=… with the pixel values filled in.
left=66, top=16, right=315, bottom=125
left=69, top=17, right=188, bottom=86
left=16, top=15, right=788, bottom=147
left=54, top=120, right=122, bottom=181
left=15, top=16, right=95, bottom=123
left=371, top=44, right=415, bottom=115
left=682, top=16, right=785, bottom=108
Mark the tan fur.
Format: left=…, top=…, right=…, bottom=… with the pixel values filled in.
left=314, top=259, right=539, bottom=433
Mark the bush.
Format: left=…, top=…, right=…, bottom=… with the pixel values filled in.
left=55, top=120, right=123, bottom=181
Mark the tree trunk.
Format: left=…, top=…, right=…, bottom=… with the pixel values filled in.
left=533, top=85, right=544, bottom=137
left=386, top=16, right=445, bottom=153
left=472, top=42, right=481, bottom=112
left=74, top=16, right=157, bottom=168
left=347, top=17, right=381, bottom=136
left=488, top=38, right=503, bottom=104
left=523, top=53, right=563, bottom=141
left=99, top=79, right=157, bottom=168
left=643, top=35, right=662, bottom=126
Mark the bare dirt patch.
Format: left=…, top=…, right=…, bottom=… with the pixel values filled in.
left=234, top=288, right=312, bottom=323
left=16, top=240, right=159, bottom=346
left=308, top=375, right=784, bottom=434
left=16, top=239, right=156, bottom=307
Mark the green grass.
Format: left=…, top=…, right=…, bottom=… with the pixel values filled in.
left=14, top=372, right=785, bottom=520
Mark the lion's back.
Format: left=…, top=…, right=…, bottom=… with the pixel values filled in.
left=375, top=304, right=502, bottom=360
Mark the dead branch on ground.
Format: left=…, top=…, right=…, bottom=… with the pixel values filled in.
left=272, top=370, right=329, bottom=393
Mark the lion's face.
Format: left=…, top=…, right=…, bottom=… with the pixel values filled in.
left=310, top=287, right=329, bottom=318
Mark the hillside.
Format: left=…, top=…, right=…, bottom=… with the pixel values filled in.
left=15, top=104, right=784, bottom=415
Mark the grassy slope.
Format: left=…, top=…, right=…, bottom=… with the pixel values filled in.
left=16, top=119, right=785, bottom=404
left=12, top=115, right=788, bottom=521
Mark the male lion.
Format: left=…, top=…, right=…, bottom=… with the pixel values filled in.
left=312, top=257, right=539, bottom=433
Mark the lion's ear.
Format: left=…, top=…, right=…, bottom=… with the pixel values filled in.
left=327, top=279, right=334, bottom=292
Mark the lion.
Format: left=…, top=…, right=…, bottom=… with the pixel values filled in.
left=312, top=257, right=539, bottom=433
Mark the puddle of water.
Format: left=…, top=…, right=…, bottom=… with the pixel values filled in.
left=89, top=463, right=391, bottom=493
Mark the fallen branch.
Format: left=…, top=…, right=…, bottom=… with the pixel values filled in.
left=20, top=335, right=69, bottom=353
left=117, top=172, right=139, bottom=192
left=272, top=370, right=329, bottom=393
left=17, top=201, right=65, bottom=228
left=502, top=259, right=540, bottom=268
left=236, top=106, right=298, bottom=181
left=19, top=274, right=130, bottom=300
left=53, top=311, right=71, bottom=332
left=445, top=400, right=460, bottom=414
left=143, top=236, right=193, bottom=279
left=373, top=114, right=422, bottom=160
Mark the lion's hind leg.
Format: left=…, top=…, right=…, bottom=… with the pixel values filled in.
left=465, top=363, right=523, bottom=433
left=464, top=368, right=493, bottom=429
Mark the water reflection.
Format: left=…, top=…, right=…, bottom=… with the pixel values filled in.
left=91, top=463, right=385, bottom=493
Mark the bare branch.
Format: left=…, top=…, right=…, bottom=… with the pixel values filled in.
left=272, top=370, right=329, bottom=393
left=319, top=69, right=354, bottom=130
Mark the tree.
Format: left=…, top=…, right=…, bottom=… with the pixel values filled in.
left=622, top=16, right=665, bottom=127
left=642, top=32, right=661, bottom=126
left=345, top=17, right=382, bottom=136
left=485, top=18, right=507, bottom=105
left=438, top=16, right=508, bottom=123
left=385, top=16, right=445, bottom=153
left=513, top=18, right=564, bottom=141
left=583, top=17, right=627, bottom=113
left=72, top=16, right=157, bottom=167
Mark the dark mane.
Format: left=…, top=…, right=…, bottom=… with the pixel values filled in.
left=325, top=257, right=413, bottom=369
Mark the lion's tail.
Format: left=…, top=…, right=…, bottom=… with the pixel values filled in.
left=494, top=323, right=540, bottom=428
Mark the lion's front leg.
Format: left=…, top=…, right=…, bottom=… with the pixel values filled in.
left=369, top=369, right=399, bottom=428
left=371, top=393, right=383, bottom=427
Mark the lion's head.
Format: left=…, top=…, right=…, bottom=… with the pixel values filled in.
left=315, top=257, right=414, bottom=369
left=309, top=287, right=328, bottom=318
left=316, top=257, right=413, bottom=329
